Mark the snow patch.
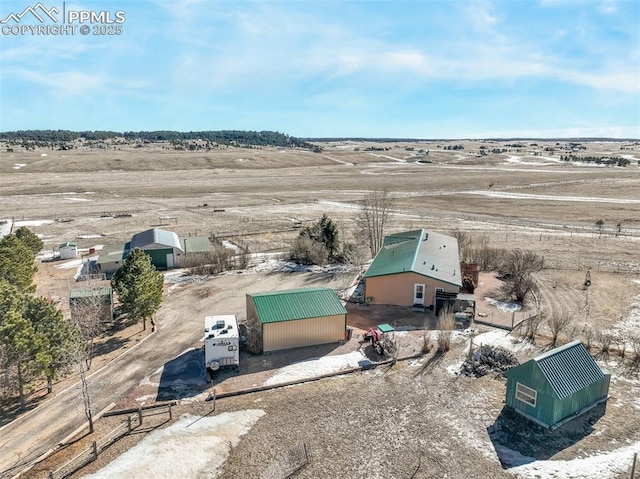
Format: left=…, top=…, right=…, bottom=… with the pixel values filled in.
left=509, top=441, right=640, bottom=478
left=77, top=234, right=102, bottom=239
left=13, top=163, right=27, bottom=169
left=14, top=219, right=54, bottom=227
left=65, top=197, right=92, bottom=202
left=84, top=410, right=265, bottom=479
left=265, top=351, right=371, bottom=386
left=471, top=330, right=534, bottom=353
left=485, top=297, right=523, bottom=312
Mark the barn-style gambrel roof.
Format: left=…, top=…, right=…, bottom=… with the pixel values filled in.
left=130, top=228, right=182, bottom=252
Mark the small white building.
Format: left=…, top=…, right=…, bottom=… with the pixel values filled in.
left=204, top=315, right=239, bottom=371
left=59, top=242, right=78, bottom=259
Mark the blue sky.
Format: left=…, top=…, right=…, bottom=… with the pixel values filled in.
left=0, top=0, right=638, bottom=138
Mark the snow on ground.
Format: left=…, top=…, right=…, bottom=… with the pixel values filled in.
left=83, top=410, right=265, bottom=479
left=485, top=297, right=523, bottom=312
left=471, top=329, right=535, bottom=353
left=366, top=152, right=405, bottom=162
left=65, top=197, right=92, bottom=202
left=504, top=155, right=563, bottom=166
left=14, top=219, right=54, bottom=227
left=466, top=191, right=640, bottom=204
left=507, top=441, right=640, bottom=479
left=221, top=240, right=241, bottom=253
left=77, top=234, right=102, bottom=239
left=54, top=259, right=83, bottom=269
left=13, top=163, right=27, bottom=169
left=264, top=350, right=371, bottom=386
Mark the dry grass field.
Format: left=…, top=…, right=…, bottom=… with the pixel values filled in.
left=2, top=138, right=640, bottom=478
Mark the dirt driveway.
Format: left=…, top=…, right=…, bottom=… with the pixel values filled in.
left=0, top=269, right=355, bottom=477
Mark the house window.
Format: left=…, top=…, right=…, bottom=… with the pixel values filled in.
left=515, top=382, right=537, bottom=407
left=415, top=285, right=424, bottom=299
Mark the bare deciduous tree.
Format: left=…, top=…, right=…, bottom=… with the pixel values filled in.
left=69, top=280, right=111, bottom=370
left=523, top=313, right=543, bottom=343
left=547, top=311, right=573, bottom=347
left=357, top=189, right=395, bottom=259
left=595, top=330, right=613, bottom=358
left=498, top=249, right=545, bottom=303
left=451, top=229, right=472, bottom=263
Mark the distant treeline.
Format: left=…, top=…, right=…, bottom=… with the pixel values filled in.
left=560, top=155, right=632, bottom=167
left=0, top=130, right=312, bottom=148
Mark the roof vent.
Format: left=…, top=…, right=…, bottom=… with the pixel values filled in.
left=424, top=233, right=428, bottom=241
left=423, top=261, right=426, bottom=265
left=431, top=265, right=435, bottom=270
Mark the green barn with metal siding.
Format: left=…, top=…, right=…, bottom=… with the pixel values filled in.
left=129, top=228, right=183, bottom=269
left=505, top=340, right=610, bottom=429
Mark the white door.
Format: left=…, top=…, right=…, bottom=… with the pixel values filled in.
left=166, top=253, right=174, bottom=268
left=414, top=284, right=425, bottom=305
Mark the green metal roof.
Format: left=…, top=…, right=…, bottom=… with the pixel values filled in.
left=377, top=323, right=394, bottom=333
left=534, top=340, right=604, bottom=399
left=69, top=287, right=112, bottom=299
left=249, top=287, right=347, bottom=324
left=60, top=242, right=77, bottom=248
left=363, top=229, right=462, bottom=287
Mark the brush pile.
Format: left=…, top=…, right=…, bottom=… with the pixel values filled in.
left=461, top=344, right=519, bottom=378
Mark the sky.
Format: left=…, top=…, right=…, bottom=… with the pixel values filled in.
left=0, top=0, right=639, bottom=138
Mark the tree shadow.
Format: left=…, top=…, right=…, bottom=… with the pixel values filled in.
left=488, top=402, right=607, bottom=468
left=92, top=336, right=127, bottom=358
left=414, top=350, right=445, bottom=376
left=156, top=349, right=209, bottom=401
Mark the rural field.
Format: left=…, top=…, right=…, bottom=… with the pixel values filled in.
left=1, top=138, right=640, bottom=478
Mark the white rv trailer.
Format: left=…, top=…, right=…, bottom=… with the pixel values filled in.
left=204, top=315, right=240, bottom=371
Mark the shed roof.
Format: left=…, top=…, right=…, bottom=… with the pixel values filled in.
left=130, top=228, right=182, bottom=251
left=363, top=229, right=462, bottom=287
left=96, top=242, right=129, bottom=265
left=533, top=340, right=604, bottom=399
left=69, top=287, right=112, bottom=299
left=248, top=287, right=347, bottom=324
left=60, top=242, right=77, bottom=248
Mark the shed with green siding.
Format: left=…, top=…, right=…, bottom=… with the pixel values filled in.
left=505, top=340, right=610, bottom=429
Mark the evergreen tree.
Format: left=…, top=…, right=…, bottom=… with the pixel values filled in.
left=0, top=234, right=37, bottom=292
left=0, top=310, right=44, bottom=410
left=111, top=248, right=164, bottom=330
left=14, top=226, right=44, bottom=256
left=25, top=296, right=76, bottom=394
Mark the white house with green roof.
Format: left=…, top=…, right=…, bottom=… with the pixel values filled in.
left=362, top=229, right=462, bottom=308
left=246, top=287, right=347, bottom=353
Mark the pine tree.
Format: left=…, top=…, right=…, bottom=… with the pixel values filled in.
left=0, top=234, right=37, bottom=292
left=25, top=296, right=76, bottom=394
left=14, top=226, right=44, bottom=256
left=111, top=248, right=164, bottom=330
left=0, top=310, right=44, bottom=410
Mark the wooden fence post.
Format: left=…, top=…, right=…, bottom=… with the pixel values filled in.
left=127, top=416, right=132, bottom=434
left=168, top=404, right=172, bottom=420
left=138, top=406, right=143, bottom=426
left=92, top=441, right=98, bottom=460
left=631, top=452, right=637, bottom=479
